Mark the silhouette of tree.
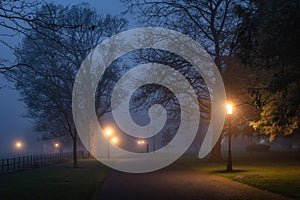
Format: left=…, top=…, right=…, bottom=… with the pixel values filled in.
left=5, top=3, right=127, bottom=167
left=123, top=0, right=241, bottom=161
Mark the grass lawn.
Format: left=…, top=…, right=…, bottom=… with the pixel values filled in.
left=193, top=151, right=300, bottom=199
left=0, top=159, right=110, bottom=200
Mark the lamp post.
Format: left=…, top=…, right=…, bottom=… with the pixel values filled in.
left=137, top=140, right=149, bottom=153
left=54, top=143, right=59, bottom=152
left=112, top=137, right=118, bottom=144
left=226, top=104, right=233, bottom=172
left=14, top=141, right=24, bottom=156
left=54, top=143, right=62, bottom=153
left=105, top=129, right=112, bottom=158
left=15, top=141, right=23, bottom=150
left=111, top=137, right=118, bottom=157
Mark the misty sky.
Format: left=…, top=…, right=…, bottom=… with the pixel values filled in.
left=0, top=0, right=130, bottom=157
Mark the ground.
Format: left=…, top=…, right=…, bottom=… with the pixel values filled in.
left=0, top=151, right=299, bottom=200
left=92, top=163, right=289, bottom=200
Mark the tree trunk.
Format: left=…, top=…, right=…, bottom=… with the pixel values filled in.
left=209, top=53, right=224, bottom=162
left=72, top=131, right=78, bottom=168
left=209, top=136, right=223, bottom=162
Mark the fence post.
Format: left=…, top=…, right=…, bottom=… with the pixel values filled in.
left=33, top=155, right=35, bottom=167
left=13, top=157, right=16, bottom=172
left=1, top=159, right=4, bottom=174
left=27, top=156, right=29, bottom=169
left=6, top=159, right=9, bottom=173
left=0, top=152, right=81, bottom=175
left=30, top=155, right=33, bottom=168
left=23, top=156, right=25, bottom=170
left=32, top=155, right=35, bottom=167
left=26, top=156, right=28, bottom=169
left=18, top=157, right=21, bottom=171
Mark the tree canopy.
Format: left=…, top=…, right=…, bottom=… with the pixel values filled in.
left=2, top=0, right=299, bottom=164
left=5, top=3, right=127, bottom=167
left=234, top=0, right=300, bottom=140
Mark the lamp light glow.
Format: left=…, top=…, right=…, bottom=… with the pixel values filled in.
left=226, top=104, right=233, bottom=115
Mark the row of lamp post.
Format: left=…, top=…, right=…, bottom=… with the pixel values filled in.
left=14, top=141, right=62, bottom=153
left=102, top=102, right=233, bottom=167
left=13, top=103, right=234, bottom=170
left=137, top=139, right=149, bottom=153
left=104, top=128, right=151, bottom=157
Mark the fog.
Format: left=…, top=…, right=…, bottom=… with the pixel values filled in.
left=0, top=0, right=128, bottom=159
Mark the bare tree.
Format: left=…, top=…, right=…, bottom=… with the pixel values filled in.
left=0, top=0, right=86, bottom=71
left=5, top=3, right=127, bottom=167
left=122, top=0, right=240, bottom=161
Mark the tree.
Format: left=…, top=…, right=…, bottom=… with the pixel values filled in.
left=161, top=130, right=173, bottom=147
left=234, top=0, right=300, bottom=140
left=0, top=0, right=37, bottom=65
left=5, top=3, right=127, bottom=167
left=0, top=0, right=86, bottom=72
left=123, top=0, right=240, bottom=161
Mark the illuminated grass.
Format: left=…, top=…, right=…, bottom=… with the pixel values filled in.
left=0, top=159, right=109, bottom=200
left=194, top=152, right=300, bottom=199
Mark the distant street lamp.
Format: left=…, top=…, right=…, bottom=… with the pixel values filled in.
left=54, top=143, right=61, bottom=153
left=15, top=141, right=23, bottom=150
left=137, top=140, right=149, bottom=153
left=105, top=129, right=112, bottom=158
left=112, top=137, right=118, bottom=144
left=109, top=137, right=119, bottom=157
left=226, top=103, right=233, bottom=172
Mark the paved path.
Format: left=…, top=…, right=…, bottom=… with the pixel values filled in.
left=91, top=165, right=290, bottom=200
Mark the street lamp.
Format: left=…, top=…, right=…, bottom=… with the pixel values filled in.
left=226, top=103, right=233, bottom=172
left=54, top=143, right=61, bottom=153
left=108, top=137, right=119, bottom=157
left=15, top=141, right=23, bottom=150
left=137, top=140, right=149, bottom=153
left=105, top=129, right=112, bottom=158
left=112, top=137, right=118, bottom=144
left=226, top=104, right=233, bottom=114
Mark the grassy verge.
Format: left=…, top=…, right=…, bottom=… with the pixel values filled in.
left=193, top=151, right=300, bottom=199
left=0, top=159, right=110, bottom=200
